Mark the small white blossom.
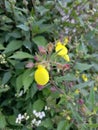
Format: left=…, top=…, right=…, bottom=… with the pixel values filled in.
left=15, top=118, right=19, bottom=124
left=36, top=120, right=41, bottom=126
left=26, top=116, right=29, bottom=120
left=32, top=118, right=36, bottom=124
left=41, top=111, right=45, bottom=117
left=45, top=106, right=50, bottom=110
left=33, top=110, right=37, bottom=115
left=45, top=106, right=48, bottom=110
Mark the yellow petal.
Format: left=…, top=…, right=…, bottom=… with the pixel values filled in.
left=55, top=44, right=68, bottom=56
left=34, top=65, right=49, bottom=85
left=63, top=55, right=70, bottom=62
left=64, top=37, right=69, bottom=45
left=94, top=87, right=97, bottom=91
left=75, top=89, right=80, bottom=94
left=66, top=116, right=71, bottom=120
left=82, top=74, right=88, bottom=82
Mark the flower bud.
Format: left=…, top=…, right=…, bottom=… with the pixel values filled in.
left=47, top=43, right=54, bottom=53
left=25, top=62, right=34, bottom=68
left=38, top=46, right=46, bottom=54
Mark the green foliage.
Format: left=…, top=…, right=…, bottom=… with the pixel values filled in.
left=0, top=0, right=98, bottom=130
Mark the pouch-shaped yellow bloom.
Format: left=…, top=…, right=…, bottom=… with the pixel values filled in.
left=64, top=37, right=69, bottom=45
left=55, top=41, right=68, bottom=56
left=34, top=65, right=49, bottom=86
left=82, top=74, right=88, bottom=82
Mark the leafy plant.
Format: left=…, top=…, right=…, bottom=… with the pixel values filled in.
left=0, top=0, right=98, bottom=130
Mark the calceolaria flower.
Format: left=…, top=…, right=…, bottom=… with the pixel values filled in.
left=94, top=86, right=97, bottom=91
left=55, top=41, right=70, bottom=62
left=82, top=74, right=88, bottom=82
left=63, top=37, right=69, bottom=45
left=66, top=115, right=71, bottom=121
left=34, top=65, right=49, bottom=86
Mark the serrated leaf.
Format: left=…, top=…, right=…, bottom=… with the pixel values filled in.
left=17, top=24, right=29, bottom=31
left=41, top=118, right=53, bottom=128
left=57, top=120, right=66, bottom=130
left=74, top=63, right=93, bottom=72
left=4, top=40, right=23, bottom=53
left=33, top=36, right=47, bottom=46
left=10, top=51, right=33, bottom=59
left=22, top=69, right=34, bottom=92
left=55, top=73, right=77, bottom=82
left=33, top=99, right=45, bottom=111
left=73, top=81, right=94, bottom=89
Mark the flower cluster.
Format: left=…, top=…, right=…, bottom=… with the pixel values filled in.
left=0, top=54, right=7, bottom=64
left=33, top=110, right=45, bottom=119
left=31, top=110, right=46, bottom=127
left=15, top=113, right=29, bottom=124
left=31, top=118, right=41, bottom=127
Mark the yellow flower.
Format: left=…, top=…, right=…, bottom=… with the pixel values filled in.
left=34, top=65, right=49, bottom=85
left=55, top=41, right=70, bottom=61
left=55, top=41, right=68, bottom=56
left=75, top=89, right=80, bottom=94
left=64, top=37, right=69, bottom=45
left=66, top=115, right=71, bottom=120
left=82, top=74, right=88, bottom=82
left=94, top=86, right=97, bottom=91
left=63, top=54, right=70, bottom=62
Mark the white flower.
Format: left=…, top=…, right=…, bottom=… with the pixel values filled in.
left=21, top=115, right=24, bottom=119
left=45, top=106, right=48, bottom=110
left=18, top=114, right=22, bottom=120
left=15, top=118, right=19, bottom=124
left=36, top=120, right=41, bottom=126
left=41, top=111, right=45, bottom=117
left=32, top=118, right=36, bottom=124
left=33, top=110, right=37, bottom=115
left=26, top=116, right=29, bottom=120
left=39, top=111, right=45, bottom=119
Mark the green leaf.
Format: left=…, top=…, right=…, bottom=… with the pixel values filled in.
left=2, top=71, right=12, bottom=84
left=35, top=6, right=49, bottom=15
left=16, top=74, right=23, bottom=92
left=88, top=87, right=95, bottom=108
left=4, top=40, right=23, bottom=53
left=33, top=36, right=47, bottom=46
left=33, top=99, right=45, bottom=111
left=41, top=118, right=53, bottom=128
left=74, top=63, right=93, bottom=72
left=73, top=81, right=94, bottom=89
left=0, top=112, right=6, bottom=128
left=0, top=87, right=10, bottom=93
left=0, top=44, right=5, bottom=50
left=22, top=69, right=34, bottom=92
left=55, top=73, right=77, bottom=82
left=57, top=120, right=67, bottom=130
left=86, top=124, right=98, bottom=128
left=17, top=24, right=29, bottom=31
left=10, top=51, right=33, bottom=59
